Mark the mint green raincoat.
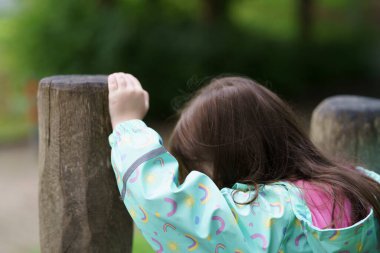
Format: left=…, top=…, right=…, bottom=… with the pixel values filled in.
left=109, top=120, right=380, bottom=253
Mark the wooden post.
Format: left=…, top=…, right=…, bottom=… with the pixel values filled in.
left=38, top=75, right=133, bottom=252
left=310, top=95, right=380, bottom=173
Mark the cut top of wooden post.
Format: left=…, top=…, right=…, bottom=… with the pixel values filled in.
left=40, top=75, right=108, bottom=90
left=311, top=95, right=380, bottom=173
left=313, top=95, right=380, bottom=116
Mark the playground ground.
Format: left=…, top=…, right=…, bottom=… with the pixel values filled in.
left=0, top=142, right=39, bottom=253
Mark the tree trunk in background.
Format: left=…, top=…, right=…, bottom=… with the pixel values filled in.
left=298, top=0, right=314, bottom=41
left=202, top=0, right=230, bottom=24
left=99, top=0, right=115, bottom=6
left=38, top=75, right=133, bottom=252
left=310, top=95, right=380, bottom=173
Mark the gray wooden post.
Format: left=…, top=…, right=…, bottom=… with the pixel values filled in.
left=38, top=75, right=133, bottom=252
left=310, top=95, right=380, bottom=173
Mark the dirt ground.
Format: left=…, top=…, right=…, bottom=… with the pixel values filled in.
left=0, top=142, right=39, bottom=253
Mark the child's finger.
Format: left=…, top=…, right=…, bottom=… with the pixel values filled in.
left=116, top=74, right=126, bottom=88
left=143, top=90, right=149, bottom=108
left=108, top=75, right=118, bottom=91
left=123, top=74, right=135, bottom=90
left=121, top=74, right=132, bottom=89
left=126, top=74, right=142, bottom=89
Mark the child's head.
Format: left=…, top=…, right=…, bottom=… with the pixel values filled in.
left=170, top=76, right=319, bottom=187
left=169, top=75, right=380, bottom=223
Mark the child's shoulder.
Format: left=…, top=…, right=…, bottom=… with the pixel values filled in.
left=221, top=180, right=379, bottom=252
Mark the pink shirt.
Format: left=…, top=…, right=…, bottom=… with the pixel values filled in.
left=294, top=180, right=352, bottom=229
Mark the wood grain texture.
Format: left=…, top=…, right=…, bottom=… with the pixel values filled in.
left=38, top=75, right=133, bottom=253
left=311, top=95, right=380, bottom=173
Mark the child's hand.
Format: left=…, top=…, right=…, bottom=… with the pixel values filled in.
left=108, top=73, right=149, bottom=129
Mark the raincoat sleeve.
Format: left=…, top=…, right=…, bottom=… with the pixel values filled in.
left=108, top=120, right=250, bottom=252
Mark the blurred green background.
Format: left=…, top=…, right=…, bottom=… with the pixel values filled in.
left=0, top=0, right=379, bottom=252
left=1, top=0, right=380, bottom=142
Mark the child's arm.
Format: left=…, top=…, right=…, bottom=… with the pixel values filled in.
left=109, top=120, right=244, bottom=252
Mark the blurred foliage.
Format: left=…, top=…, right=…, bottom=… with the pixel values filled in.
left=133, top=227, right=154, bottom=253
left=0, top=115, right=31, bottom=144
left=1, top=0, right=380, bottom=120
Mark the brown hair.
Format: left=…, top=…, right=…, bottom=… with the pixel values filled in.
left=169, top=76, right=380, bottom=226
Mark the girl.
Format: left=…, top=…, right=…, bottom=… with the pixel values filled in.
left=108, top=72, right=380, bottom=252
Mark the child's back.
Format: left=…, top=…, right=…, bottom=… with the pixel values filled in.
left=107, top=73, right=380, bottom=252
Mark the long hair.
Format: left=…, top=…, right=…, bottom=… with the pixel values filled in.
left=169, top=76, right=380, bottom=226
